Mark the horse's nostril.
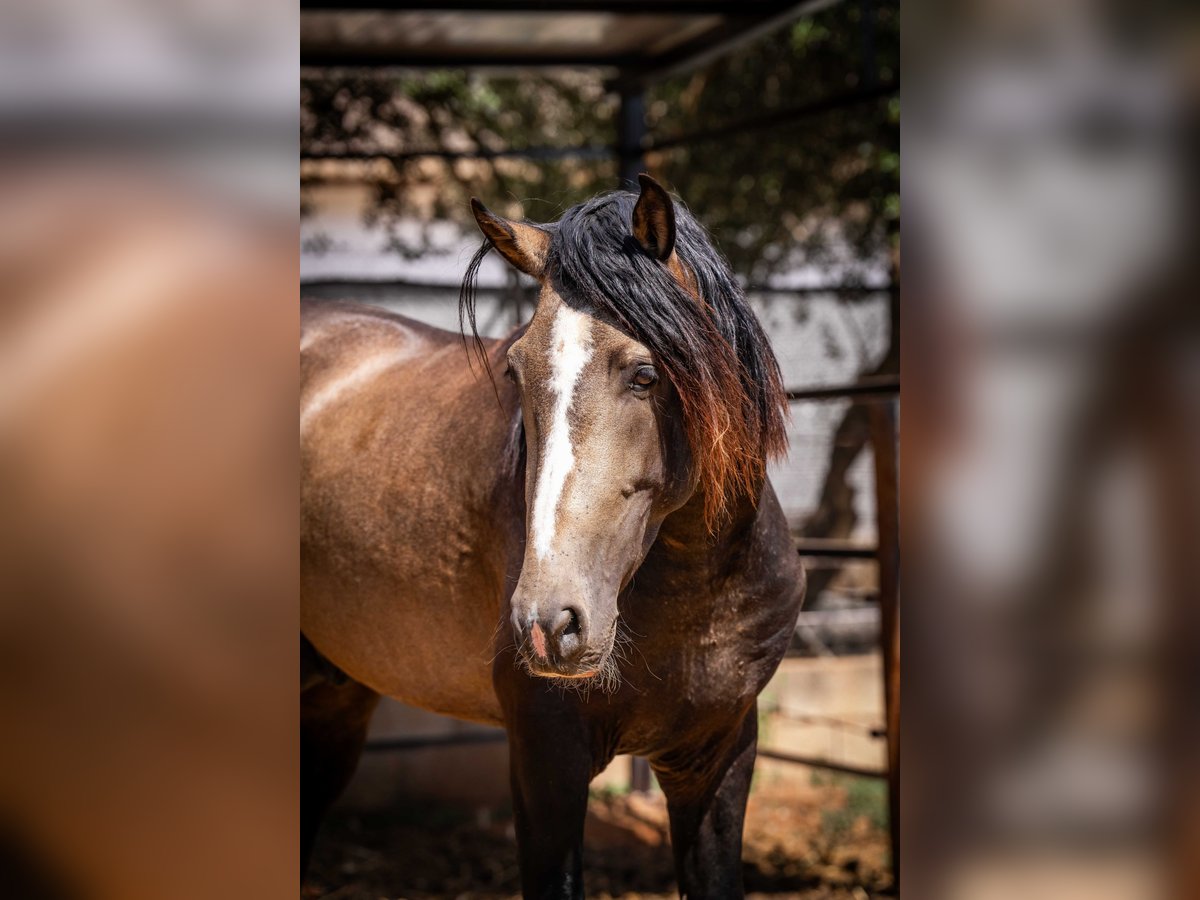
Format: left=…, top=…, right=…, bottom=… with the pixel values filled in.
left=564, top=608, right=581, bottom=637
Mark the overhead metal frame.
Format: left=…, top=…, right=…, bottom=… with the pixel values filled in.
left=300, top=1, right=832, bottom=78
left=298, top=1, right=877, bottom=188
left=302, top=1, right=795, bottom=12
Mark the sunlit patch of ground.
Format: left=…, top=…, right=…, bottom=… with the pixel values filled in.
left=303, top=769, right=893, bottom=899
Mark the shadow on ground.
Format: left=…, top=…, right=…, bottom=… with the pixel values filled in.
left=304, top=771, right=893, bottom=899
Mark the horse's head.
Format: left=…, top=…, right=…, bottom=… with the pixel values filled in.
left=467, top=176, right=787, bottom=684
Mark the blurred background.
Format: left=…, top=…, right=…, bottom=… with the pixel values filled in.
left=300, top=2, right=899, bottom=898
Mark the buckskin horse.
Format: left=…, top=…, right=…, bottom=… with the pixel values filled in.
left=301, top=175, right=806, bottom=899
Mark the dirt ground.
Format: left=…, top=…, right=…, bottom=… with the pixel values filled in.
left=303, top=767, right=894, bottom=899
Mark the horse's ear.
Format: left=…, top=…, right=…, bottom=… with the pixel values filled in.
left=470, top=198, right=550, bottom=279
left=631, top=173, right=676, bottom=262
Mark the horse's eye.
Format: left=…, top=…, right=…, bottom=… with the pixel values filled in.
left=630, top=365, right=658, bottom=392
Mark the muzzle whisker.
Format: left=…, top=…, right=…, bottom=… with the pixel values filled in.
left=487, top=640, right=517, bottom=666
left=630, top=640, right=661, bottom=682
left=482, top=615, right=508, bottom=656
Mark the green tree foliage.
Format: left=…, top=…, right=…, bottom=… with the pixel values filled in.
left=300, top=1, right=898, bottom=283
left=646, top=3, right=899, bottom=282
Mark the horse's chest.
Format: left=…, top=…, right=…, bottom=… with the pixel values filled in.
left=624, top=630, right=766, bottom=725
left=677, top=625, right=755, bottom=686
left=614, top=592, right=794, bottom=752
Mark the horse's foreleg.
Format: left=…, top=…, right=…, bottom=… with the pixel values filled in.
left=655, top=704, right=758, bottom=900
left=300, top=676, right=380, bottom=878
left=507, top=706, right=593, bottom=900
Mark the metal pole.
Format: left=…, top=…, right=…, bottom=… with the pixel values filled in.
left=868, top=398, right=899, bottom=885
left=859, top=0, right=877, bottom=89
left=629, top=756, right=653, bottom=793
left=615, top=83, right=647, bottom=189
left=619, top=75, right=652, bottom=795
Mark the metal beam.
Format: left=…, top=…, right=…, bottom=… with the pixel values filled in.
left=645, top=80, right=898, bottom=152
left=749, top=282, right=895, bottom=296
left=303, top=0, right=794, bottom=12
left=786, top=375, right=899, bottom=403
left=794, top=540, right=878, bottom=559
left=616, top=0, right=842, bottom=86
left=300, top=51, right=636, bottom=68
left=296, top=277, right=894, bottom=296
left=301, top=2, right=817, bottom=73
left=364, top=731, right=506, bottom=752
left=757, top=748, right=886, bottom=779
left=302, top=145, right=613, bottom=163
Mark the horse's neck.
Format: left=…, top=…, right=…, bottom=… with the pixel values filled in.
left=623, top=479, right=801, bottom=688
left=642, top=485, right=766, bottom=597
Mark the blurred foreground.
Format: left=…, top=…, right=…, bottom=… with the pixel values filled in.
left=904, top=1, right=1198, bottom=898
left=0, top=167, right=298, bottom=899
left=0, top=0, right=297, bottom=894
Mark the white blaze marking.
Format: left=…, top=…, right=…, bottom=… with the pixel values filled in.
left=531, top=304, right=593, bottom=560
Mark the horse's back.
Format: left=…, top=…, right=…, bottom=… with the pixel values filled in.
left=300, top=297, right=452, bottom=345
left=301, top=299, right=453, bottom=396
left=300, top=300, right=491, bottom=471
left=300, top=299, right=515, bottom=724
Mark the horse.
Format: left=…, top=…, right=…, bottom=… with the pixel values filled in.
left=300, top=174, right=806, bottom=899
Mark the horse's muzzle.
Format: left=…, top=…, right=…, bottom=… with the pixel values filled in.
left=512, top=603, right=597, bottom=676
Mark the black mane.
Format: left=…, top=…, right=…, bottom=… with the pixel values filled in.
left=549, top=191, right=782, bottom=429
